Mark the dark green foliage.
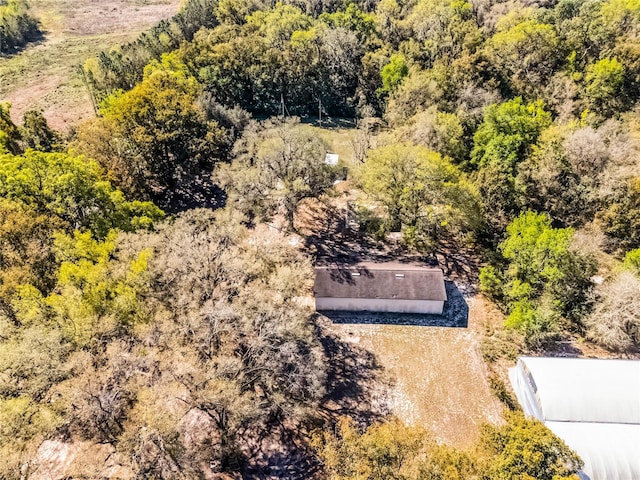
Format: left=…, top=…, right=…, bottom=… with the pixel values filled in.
left=74, top=66, right=227, bottom=201
left=599, top=177, right=640, bottom=252
left=0, top=102, right=21, bottom=154
left=470, top=98, right=552, bottom=230
left=20, top=110, right=62, bottom=152
left=0, top=0, right=40, bottom=54
left=471, top=98, right=552, bottom=171
left=179, top=3, right=366, bottom=116
left=480, top=211, right=595, bottom=345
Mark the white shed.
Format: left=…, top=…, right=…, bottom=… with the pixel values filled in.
left=314, top=262, right=447, bottom=314
left=510, top=357, right=640, bottom=480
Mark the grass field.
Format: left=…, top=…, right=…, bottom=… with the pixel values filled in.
left=0, top=0, right=181, bottom=131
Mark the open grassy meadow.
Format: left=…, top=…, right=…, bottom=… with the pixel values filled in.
left=0, top=0, right=181, bottom=131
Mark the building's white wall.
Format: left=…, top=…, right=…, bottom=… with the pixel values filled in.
left=316, top=297, right=444, bottom=314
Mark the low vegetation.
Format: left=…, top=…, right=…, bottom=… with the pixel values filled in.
left=313, top=413, right=582, bottom=480
left=0, top=0, right=40, bottom=54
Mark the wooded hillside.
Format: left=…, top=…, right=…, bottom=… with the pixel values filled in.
left=1, top=0, right=639, bottom=477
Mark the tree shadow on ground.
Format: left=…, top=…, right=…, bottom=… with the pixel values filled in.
left=317, top=321, right=393, bottom=427
left=0, top=30, right=46, bottom=58
left=302, top=202, right=406, bottom=264
left=153, top=172, right=226, bottom=213
left=301, top=201, right=481, bottom=287
left=241, top=318, right=392, bottom=479
left=319, top=281, right=469, bottom=328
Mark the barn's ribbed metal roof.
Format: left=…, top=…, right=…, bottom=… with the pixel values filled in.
left=514, top=356, right=640, bottom=424
left=510, top=357, right=640, bottom=480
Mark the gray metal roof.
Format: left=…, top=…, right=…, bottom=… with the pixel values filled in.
left=314, top=262, right=447, bottom=301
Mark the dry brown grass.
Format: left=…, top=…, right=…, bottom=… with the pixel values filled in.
left=322, top=294, right=504, bottom=448
left=0, top=0, right=181, bottom=131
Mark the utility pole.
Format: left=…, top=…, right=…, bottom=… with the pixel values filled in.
left=281, top=93, right=285, bottom=121
left=318, top=97, right=322, bottom=126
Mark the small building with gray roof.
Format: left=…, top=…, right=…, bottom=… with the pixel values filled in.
left=314, top=262, right=447, bottom=314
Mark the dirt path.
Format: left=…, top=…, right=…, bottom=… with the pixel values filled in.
left=0, top=0, right=181, bottom=131
left=322, top=294, right=503, bottom=448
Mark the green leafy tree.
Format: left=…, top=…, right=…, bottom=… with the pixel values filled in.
left=471, top=98, right=552, bottom=171
left=479, top=412, right=582, bottom=480
left=93, top=65, right=225, bottom=196
left=406, top=0, right=483, bottom=65
left=319, top=3, right=377, bottom=41
left=598, top=177, right=640, bottom=252
left=486, top=19, right=563, bottom=95
left=0, top=200, right=60, bottom=317
left=378, top=53, right=409, bottom=97
left=480, top=211, right=595, bottom=344
left=358, top=143, right=482, bottom=252
left=12, top=230, right=151, bottom=347
left=215, top=118, right=339, bottom=229
left=584, top=57, right=625, bottom=114
left=20, top=110, right=62, bottom=152
left=0, top=150, right=164, bottom=238
left=471, top=98, right=552, bottom=229
left=0, top=102, right=22, bottom=155
left=312, top=417, right=474, bottom=480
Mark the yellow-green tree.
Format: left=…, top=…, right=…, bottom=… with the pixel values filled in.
left=478, top=412, right=582, bottom=480
left=358, top=143, right=482, bottom=252
left=0, top=150, right=163, bottom=239
left=82, top=63, right=225, bottom=197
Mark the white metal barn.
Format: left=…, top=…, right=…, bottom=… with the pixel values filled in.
left=314, top=262, right=447, bottom=314
left=510, top=357, right=640, bottom=480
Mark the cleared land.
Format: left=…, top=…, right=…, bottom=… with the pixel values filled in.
left=320, top=294, right=503, bottom=447
left=0, top=0, right=181, bottom=131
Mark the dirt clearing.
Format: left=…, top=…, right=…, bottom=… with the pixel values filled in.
left=320, top=293, right=503, bottom=448
left=0, top=0, right=181, bottom=131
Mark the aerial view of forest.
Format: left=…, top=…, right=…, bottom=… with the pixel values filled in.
left=0, top=0, right=639, bottom=478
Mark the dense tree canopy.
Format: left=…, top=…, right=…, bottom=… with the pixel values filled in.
left=75, top=65, right=226, bottom=201
left=215, top=118, right=340, bottom=228
left=0, top=150, right=163, bottom=238
left=0, top=210, right=328, bottom=478
left=5, top=0, right=640, bottom=474
left=480, top=211, right=595, bottom=345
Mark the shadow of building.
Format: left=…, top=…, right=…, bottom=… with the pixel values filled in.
left=318, top=281, right=469, bottom=328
